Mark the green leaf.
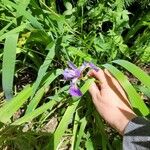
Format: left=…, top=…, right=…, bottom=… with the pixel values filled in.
left=26, top=69, right=62, bottom=114
left=113, top=60, right=150, bottom=90
left=94, top=110, right=113, bottom=150
left=65, top=2, right=72, bottom=10
left=12, top=86, right=69, bottom=125
left=0, top=20, right=15, bottom=37
left=74, top=117, right=87, bottom=150
left=25, top=87, right=45, bottom=114
left=138, top=86, right=150, bottom=99
left=0, top=85, right=32, bottom=123
left=27, top=29, right=50, bottom=46
left=48, top=79, right=95, bottom=150
left=32, top=42, right=55, bottom=97
left=1, top=0, right=16, bottom=8
left=16, top=0, right=31, bottom=16
left=2, top=33, right=19, bottom=99
left=68, top=47, right=92, bottom=61
left=71, top=110, right=80, bottom=150
left=12, top=99, right=57, bottom=125
left=0, top=23, right=27, bottom=41
left=41, top=69, right=63, bottom=88
left=104, top=64, right=149, bottom=116
left=85, top=136, right=94, bottom=150
left=27, top=50, right=42, bottom=68
left=18, top=8, right=44, bottom=30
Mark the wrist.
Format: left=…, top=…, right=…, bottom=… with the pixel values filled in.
left=114, top=113, right=137, bottom=135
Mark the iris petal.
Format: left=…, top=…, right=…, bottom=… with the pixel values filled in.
left=68, top=61, right=77, bottom=70
left=63, top=68, right=81, bottom=80
left=63, top=68, right=77, bottom=79
left=79, top=62, right=88, bottom=72
left=89, top=62, right=99, bottom=72
left=69, top=84, right=82, bottom=96
left=63, top=61, right=98, bottom=97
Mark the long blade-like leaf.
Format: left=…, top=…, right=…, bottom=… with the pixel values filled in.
left=2, top=33, right=19, bottom=99
left=104, top=64, right=149, bottom=116
left=49, top=79, right=94, bottom=150
left=25, top=87, right=45, bottom=114
left=12, top=86, right=68, bottom=125
left=32, top=43, right=55, bottom=97
left=12, top=99, right=57, bottom=125
left=26, top=69, right=62, bottom=114
left=74, top=117, right=87, bottom=150
left=71, top=110, right=80, bottom=150
left=0, top=85, right=32, bottom=123
left=0, top=23, right=27, bottom=41
left=113, top=60, right=150, bottom=90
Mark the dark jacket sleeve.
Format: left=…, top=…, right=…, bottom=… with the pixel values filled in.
left=123, top=117, right=150, bottom=150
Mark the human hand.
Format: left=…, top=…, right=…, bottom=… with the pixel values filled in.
left=89, top=69, right=137, bottom=135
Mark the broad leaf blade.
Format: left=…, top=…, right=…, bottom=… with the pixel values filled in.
left=0, top=23, right=27, bottom=41
left=12, top=85, right=68, bottom=125
left=104, top=64, right=149, bottom=116
left=0, top=85, right=32, bottom=123
left=2, top=33, right=19, bottom=99
left=26, top=69, right=62, bottom=114
left=12, top=99, right=57, bottom=125
left=113, top=60, right=150, bottom=90
left=49, top=79, right=94, bottom=150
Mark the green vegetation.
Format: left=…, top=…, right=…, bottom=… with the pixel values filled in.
left=0, top=0, right=150, bottom=149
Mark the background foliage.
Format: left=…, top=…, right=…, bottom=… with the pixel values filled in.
left=0, top=0, right=150, bottom=149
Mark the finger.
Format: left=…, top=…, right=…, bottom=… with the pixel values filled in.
left=89, top=82, right=100, bottom=96
left=89, top=82, right=102, bottom=102
left=89, top=69, right=108, bottom=87
left=87, top=70, right=94, bottom=76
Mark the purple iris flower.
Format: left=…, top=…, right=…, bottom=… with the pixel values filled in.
left=63, top=61, right=99, bottom=97
left=69, top=81, right=82, bottom=97
left=80, top=62, right=99, bottom=72
left=88, top=62, right=99, bottom=72
left=63, top=62, right=81, bottom=80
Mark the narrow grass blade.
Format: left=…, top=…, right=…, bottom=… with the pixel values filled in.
left=13, top=86, right=67, bottom=125
left=85, top=137, right=94, bottom=150
left=113, top=60, right=150, bottom=90
left=1, top=0, right=16, bottom=8
left=74, top=117, right=87, bottom=150
left=0, top=20, right=15, bottom=37
left=94, top=110, right=112, bottom=150
left=0, top=85, right=32, bottom=123
left=71, top=110, right=80, bottom=150
left=2, top=33, right=19, bottom=99
left=16, top=0, right=30, bottom=16
left=104, top=64, right=149, bottom=116
left=26, top=69, right=62, bottom=114
left=49, top=79, right=94, bottom=150
left=68, top=47, right=92, bottom=61
left=25, top=87, right=45, bottom=114
left=41, top=69, right=63, bottom=87
left=39, top=85, right=69, bottom=125
left=86, top=95, right=113, bottom=150
left=12, top=99, right=57, bottom=125
left=32, top=43, right=55, bottom=97
left=2, top=0, right=44, bottom=31
left=18, top=7, right=44, bottom=30
left=138, top=86, right=150, bottom=99
left=0, top=23, right=27, bottom=41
